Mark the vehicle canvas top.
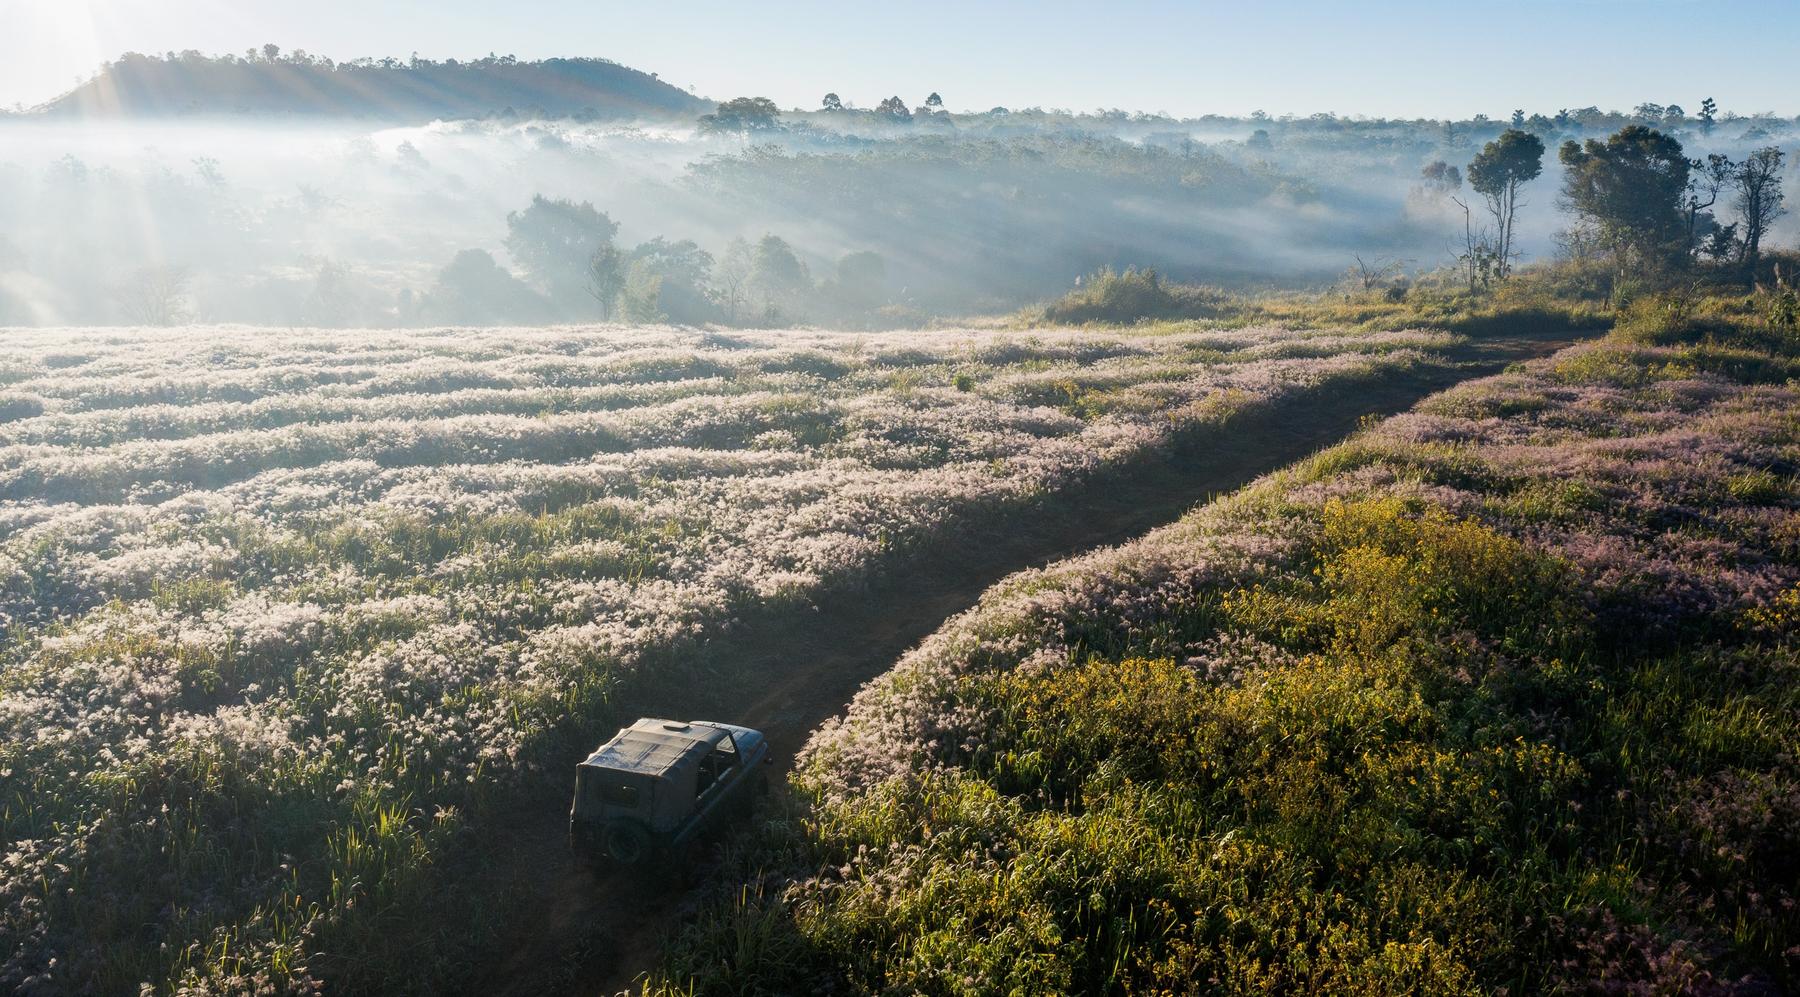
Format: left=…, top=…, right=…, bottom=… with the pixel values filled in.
left=580, top=718, right=730, bottom=778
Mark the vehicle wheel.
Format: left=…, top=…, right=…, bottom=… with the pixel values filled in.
left=604, top=821, right=651, bottom=865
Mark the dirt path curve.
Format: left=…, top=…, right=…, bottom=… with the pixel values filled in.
left=466, top=331, right=1581, bottom=997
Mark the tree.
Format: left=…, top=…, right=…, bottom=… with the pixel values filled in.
left=1511, top=109, right=1525, bottom=129
left=1349, top=254, right=1405, bottom=291
left=1559, top=126, right=1693, bottom=278
left=829, top=251, right=887, bottom=313
left=627, top=237, right=716, bottom=323
left=117, top=265, right=192, bottom=325
left=262, top=43, right=281, bottom=63
left=302, top=259, right=355, bottom=327
left=1687, top=153, right=1735, bottom=261
left=504, top=195, right=620, bottom=313
left=821, top=92, right=842, bottom=112
left=699, top=96, right=781, bottom=134
left=1699, top=97, right=1717, bottom=135
left=1733, top=147, right=1786, bottom=277
left=925, top=92, right=944, bottom=109
left=750, top=234, right=809, bottom=318
left=711, top=238, right=753, bottom=323
left=1419, top=160, right=1462, bottom=195
left=616, top=259, right=665, bottom=323
left=1466, top=129, right=1544, bottom=279
left=1447, top=193, right=1498, bottom=291
left=427, top=249, right=553, bottom=324
left=583, top=242, right=625, bottom=320
left=874, top=96, right=912, bottom=123
left=1701, top=222, right=1741, bottom=263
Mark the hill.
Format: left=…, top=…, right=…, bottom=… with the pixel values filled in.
left=35, top=50, right=709, bottom=121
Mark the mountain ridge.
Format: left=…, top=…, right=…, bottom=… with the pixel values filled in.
left=34, top=51, right=709, bottom=121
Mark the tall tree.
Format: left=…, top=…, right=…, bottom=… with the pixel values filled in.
left=1733, top=147, right=1786, bottom=277
left=1558, top=126, right=1694, bottom=278
left=504, top=195, right=619, bottom=312
left=820, top=92, right=842, bottom=112
left=1698, top=97, right=1717, bottom=135
left=1466, top=129, right=1545, bottom=279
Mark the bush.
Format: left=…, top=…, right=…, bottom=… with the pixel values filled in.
left=1037, top=267, right=1229, bottom=325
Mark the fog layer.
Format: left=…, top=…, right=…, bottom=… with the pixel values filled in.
left=0, top=108, right=1793, bottom=326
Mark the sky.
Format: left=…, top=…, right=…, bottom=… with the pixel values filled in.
left=2, top=0, right=1797, bottom=119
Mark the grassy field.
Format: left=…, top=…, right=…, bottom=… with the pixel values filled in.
left=644, top=302, right=1800, bottom=994
left=0, top=321, right=1456, bottom=994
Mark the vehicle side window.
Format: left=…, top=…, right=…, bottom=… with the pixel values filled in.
left=599, top=782, right=640, bottom=807
left=696, top=741, right=737, bottom=799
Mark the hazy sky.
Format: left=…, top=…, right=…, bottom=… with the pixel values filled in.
left=2, top=0, right=1796, bottom=118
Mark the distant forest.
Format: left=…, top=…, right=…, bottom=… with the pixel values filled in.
left=31, top=48, right=707, bottom=120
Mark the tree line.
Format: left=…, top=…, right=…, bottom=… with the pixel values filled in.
left=698, top=92, right=952, bottom=135
left=1416, top=110, right=1785, bottom=294
left=411, top=195, right=898, bottom=328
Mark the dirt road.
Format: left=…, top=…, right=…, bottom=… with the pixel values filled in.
left=464, top=331, right=1583, bottom=996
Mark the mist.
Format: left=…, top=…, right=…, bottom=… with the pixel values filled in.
left=2, top=105, right=1795, bottom=327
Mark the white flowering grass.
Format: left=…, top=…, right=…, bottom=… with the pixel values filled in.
left=0, top=321, right=1444, bottom=994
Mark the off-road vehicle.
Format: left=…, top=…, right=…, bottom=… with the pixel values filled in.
left=569, top=718, right=770, bottom=864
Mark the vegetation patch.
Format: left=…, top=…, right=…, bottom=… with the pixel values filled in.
left=0, top=321, right=1449, bottom=995
left=646, top=308, right=1800, bottom=995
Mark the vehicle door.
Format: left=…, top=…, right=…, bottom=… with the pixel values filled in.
left=692, top=732, right=740, bottom=815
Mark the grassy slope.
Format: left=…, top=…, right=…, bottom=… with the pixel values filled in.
left=645, top=304, right=1800, bottom=994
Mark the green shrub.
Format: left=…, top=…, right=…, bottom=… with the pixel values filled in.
left=1038, top=267, right=1230, bottom=325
